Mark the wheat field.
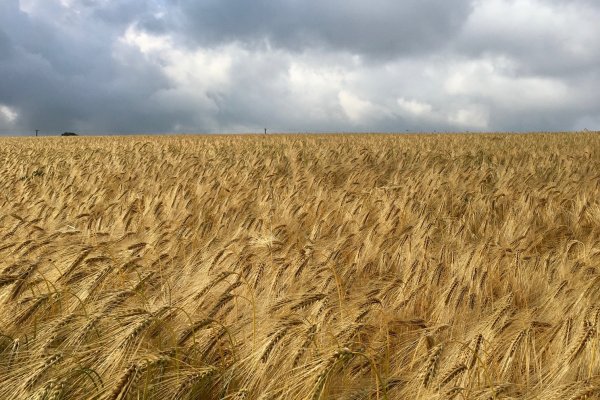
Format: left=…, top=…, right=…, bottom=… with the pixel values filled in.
left=0, top=133, right=599, bottom=399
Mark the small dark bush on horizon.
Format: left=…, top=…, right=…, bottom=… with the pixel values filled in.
left=61, top=132, right=78, bottom=136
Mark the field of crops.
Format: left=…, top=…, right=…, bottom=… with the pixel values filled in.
left=0, top=133, right=599, bottom=399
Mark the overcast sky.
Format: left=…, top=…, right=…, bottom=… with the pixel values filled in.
left=1, top=0, right=599, bottom=135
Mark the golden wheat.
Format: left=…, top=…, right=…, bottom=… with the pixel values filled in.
left=0, top=133, right=599, bottom=399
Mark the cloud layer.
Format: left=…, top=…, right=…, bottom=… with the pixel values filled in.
left=0, top=0, right=599, bottom=134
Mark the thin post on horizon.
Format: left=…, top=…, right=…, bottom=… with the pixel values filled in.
left=35, top=129, right=39, bottom=137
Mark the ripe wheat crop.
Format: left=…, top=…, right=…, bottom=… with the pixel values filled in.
left=0, top=133, right=599, bottom=399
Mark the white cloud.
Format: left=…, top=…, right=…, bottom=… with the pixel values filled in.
left=397, top=98, right=433, bottom=116
left=58, top=0, right=75, bottom=9
left=112, top=23, right=599, bottom=132
left=463, top=0, right=600, bottom=71
left=122, top=26, right=172, bottom=55
left=338, top=90, right=386, bottom=124
left=287, top=62, right=347, bottom=121
left=18, top=0, right=37, bottom=14
left=121, top=25, right=239, bottom=93
left=163, top=48, right=232, bottom=91
left=0, top=105, right=18, bottom=124
left=119, top=25, right=236, bottom=131
left=121, top=25, right=398, bottom=130
left=444, top=57, right=569, bottom=108
left=448, top=105, right=489, bottom=129
left=468, top=0, right=570, bottom=35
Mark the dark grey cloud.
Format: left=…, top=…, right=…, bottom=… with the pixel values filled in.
left=170, top=0, right=473, bottom=58
left=0, top=0, right=180, bottom=133
left=0, top=0, right=599, bottom=135
left=0, top=29, right=12, bottom=61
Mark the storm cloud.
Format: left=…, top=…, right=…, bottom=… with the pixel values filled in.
left=0, top=0, right=599, bottom=135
